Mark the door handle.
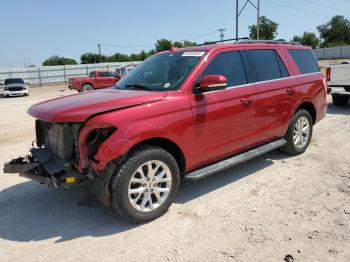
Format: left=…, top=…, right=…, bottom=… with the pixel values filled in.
left=240, top=97, right=254, bottom=105
left=286, top=88, right=295, bottom=95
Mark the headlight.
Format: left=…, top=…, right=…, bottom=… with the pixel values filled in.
left=4, top=87, right=8, bottom=91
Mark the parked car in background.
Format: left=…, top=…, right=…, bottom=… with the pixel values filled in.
left=327, top=62, right=350, bottom=106
left=0, top=78, right=29, bottom=97
left=68, top=70, right=121, bottom=92
left=4, top=40, right=327, bottom=223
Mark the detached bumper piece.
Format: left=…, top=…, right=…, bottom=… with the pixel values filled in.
left=3, top=148, right=86, bottom=188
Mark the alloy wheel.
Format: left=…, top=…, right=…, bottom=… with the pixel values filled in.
left=128, top=160, right=172, bottom=212
left=293, top=116, right=310, bottom=149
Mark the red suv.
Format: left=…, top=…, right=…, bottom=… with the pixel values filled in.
left=4, top=40, right=327, bottom=223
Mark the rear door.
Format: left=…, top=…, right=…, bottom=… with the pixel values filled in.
left=96, top=71, right=114, bottom=88
left=190, top=50, right=258, bottom=166
left=245, top=48, right=297, bottom=143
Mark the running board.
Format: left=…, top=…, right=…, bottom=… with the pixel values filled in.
left=185, top=139, right=286, bottom=181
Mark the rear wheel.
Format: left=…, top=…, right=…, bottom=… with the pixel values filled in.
left=82, top=84, right=93, bottom=92
left=332, top=94, right=349, bottom=107
left=110, top=145, right=180, bottom=223
left=280, top=109, right=313, bottom=155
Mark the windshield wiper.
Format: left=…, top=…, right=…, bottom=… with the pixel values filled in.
left=125, top=84, right=152, bottom=91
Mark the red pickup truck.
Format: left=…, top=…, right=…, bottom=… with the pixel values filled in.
left=4, top=40, right=327, bottom=223
left=68, top=70, right=121, bottom=92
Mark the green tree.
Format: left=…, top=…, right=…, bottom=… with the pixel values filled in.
left=317, top=15, right=350, bottom=47
left=292, top=32, right=320, bottom=48
left=108, top=52, right=130, bottom=62
left=173, top=40, right=197, bottom=48
left=249, top=16, right=279, bottom=40
left=138, top=50, right=149, bottom=60
left=155, top=39, right=172, bottom=52
left=80, top=52, right=107, bottom=64
left=42, top=56, right=77, bottom=66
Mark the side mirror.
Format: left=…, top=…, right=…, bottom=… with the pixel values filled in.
left=195, top=75, right=228, bottom=93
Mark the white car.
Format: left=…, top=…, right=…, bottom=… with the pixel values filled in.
left=1, top=78, right=29, bottom=97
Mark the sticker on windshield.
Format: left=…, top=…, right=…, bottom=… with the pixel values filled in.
left=182, top=51, right=205, bottom=57
left=164, top=83, right=170, bottom=88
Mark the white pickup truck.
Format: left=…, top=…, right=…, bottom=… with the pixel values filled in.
left=327, top=62, right=350, bottom=106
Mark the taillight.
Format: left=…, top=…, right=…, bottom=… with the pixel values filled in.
left=326, top=67, right=331, bottom=81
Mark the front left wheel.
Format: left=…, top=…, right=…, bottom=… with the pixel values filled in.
left=110, top=145, right=180, bottom=223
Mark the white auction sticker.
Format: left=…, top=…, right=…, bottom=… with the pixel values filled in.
left=182, top=51, right=205, bottom=57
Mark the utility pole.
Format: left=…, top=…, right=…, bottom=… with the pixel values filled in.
left=235, top=0, right=261, bottom=41
left=218, top=28, right=226, bottom=43
left=98, top=43, right=101, bottom=63
left=257, top=0, right=260, bottom=40
left=236, top=0, right=239, bottom=40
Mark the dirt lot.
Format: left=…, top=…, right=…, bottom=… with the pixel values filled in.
left=0, top=85, right=349, bottom=262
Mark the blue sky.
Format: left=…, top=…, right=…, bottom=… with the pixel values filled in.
left=0, top=0, right=349, bottom=68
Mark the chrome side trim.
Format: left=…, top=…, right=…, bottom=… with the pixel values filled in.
left=195, top=72, right=322, bottom=94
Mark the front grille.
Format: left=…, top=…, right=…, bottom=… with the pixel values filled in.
left=8, top=86, right=23, bottom=91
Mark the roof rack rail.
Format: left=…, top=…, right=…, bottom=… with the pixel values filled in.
left=196, top=37, right=249, bottom=46
left=237, top=39, right=301, bottom=45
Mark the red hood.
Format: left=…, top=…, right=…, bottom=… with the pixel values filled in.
left=28, top=89, right=167, bottom=122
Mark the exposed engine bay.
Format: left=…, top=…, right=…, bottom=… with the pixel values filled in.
left=3, top=119, right=116, bottom=188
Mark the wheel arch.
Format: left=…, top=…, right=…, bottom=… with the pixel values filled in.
left=130, top=137, right=186, bottom=176
left=82, top=82, right=93, bottom=88
left=294, top=101, right=317, bottom=124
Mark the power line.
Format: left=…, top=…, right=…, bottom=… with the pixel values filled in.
left=183, top=30, right=219, bottom=40
left=301, top=0, right=350, bottom=15
left=265, top=0, right=330, bottom=17
left=100, top=44, right=153, bottom=48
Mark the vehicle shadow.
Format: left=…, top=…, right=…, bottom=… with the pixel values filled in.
left=327, top=102, right=350, bottom=115
left=0, top=182, right=135, bottom=243
left=0, top=150, right=287, bottom=243
left=176, top=150, right=288, bottom=203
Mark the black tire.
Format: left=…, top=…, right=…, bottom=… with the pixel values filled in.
left=332, top=94, right=349, bottom=107
left=82, top=84, right=93, bottom=92
left=110, top=145, right=180, bottom=223
left=280, top=109, right=313, bottom=155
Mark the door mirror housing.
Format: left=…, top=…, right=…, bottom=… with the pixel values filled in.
left=196, top=75, right=228, bottom=93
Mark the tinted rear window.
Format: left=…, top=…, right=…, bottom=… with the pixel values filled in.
left=98, top=72, right=110, bottom=77
left=288, top=49, right=320, bottom=74
left=246, top=50, right=286, bottom=82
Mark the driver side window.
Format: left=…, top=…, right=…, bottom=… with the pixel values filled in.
left=201, top=51, right=247, bottom=87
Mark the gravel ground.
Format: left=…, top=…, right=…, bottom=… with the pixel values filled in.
left=0, top=85, right=349, bottom=262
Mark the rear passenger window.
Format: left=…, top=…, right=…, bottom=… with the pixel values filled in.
left=288, top=49, right=320, bottom=74
left=246, top=50, right=287, bottom=82
left=98, top=72, right=109, bottom=77
left=201, top=51, right=247, bottom=87
left=275, top=53, right=289, bottom=78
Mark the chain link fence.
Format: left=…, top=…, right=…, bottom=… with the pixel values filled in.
left=0, top=62, right=141, bottom=86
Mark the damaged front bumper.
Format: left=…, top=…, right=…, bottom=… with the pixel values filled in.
left=3, top=148, right=87, bottom=188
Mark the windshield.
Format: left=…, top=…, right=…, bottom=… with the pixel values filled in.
left=113, top=51, right=204, bottom=91
left=4, top=78, right=25, bottom=85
